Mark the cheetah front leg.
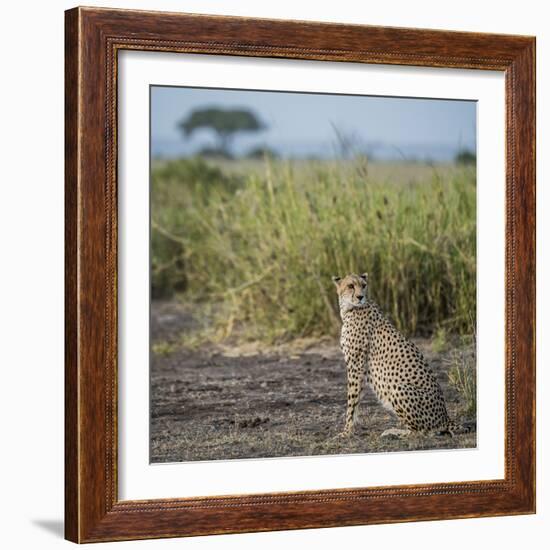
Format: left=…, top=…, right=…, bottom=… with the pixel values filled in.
left=340, top=358, right=366, bottom=436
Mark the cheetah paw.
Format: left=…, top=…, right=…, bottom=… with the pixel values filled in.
left=330, top=429, right=353, bottom=441
left=380, top=428, right=411, bottom=439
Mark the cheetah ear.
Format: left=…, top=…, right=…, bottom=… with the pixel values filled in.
left=331, top=276, right=342, bottom=286
left=360, top=272, right=369, bottom=282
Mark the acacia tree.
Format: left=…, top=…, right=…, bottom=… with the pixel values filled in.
left=178, top=107, right=265, bottom=156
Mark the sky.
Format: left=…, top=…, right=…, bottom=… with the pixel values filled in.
left=151, top=85, right=476, bottom=162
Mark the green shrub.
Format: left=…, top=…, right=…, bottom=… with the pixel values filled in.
left=151, top=158, right=242, bottom=298
left=455, top=149, right=476, bottom=166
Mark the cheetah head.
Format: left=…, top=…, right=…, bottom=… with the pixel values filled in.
left=331, top=273, right=369, bottom=311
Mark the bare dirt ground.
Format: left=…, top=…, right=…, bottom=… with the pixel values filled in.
left=151, top=301, right=476, bottom=463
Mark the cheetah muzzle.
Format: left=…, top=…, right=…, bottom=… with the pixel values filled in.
left=332, top=272, right=461, bottom=438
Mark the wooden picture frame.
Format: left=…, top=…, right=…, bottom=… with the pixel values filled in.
left=65, top=6, right=536, bottom=543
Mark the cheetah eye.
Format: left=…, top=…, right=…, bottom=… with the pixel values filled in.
left=362, top=284, right=367, bottom=289
left=347, top=284, right=354, bottom=290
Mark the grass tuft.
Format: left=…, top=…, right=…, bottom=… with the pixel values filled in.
left=446, top=335, right=477, bottom=419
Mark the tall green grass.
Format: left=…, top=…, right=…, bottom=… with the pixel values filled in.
left=151, top=157, right=476, bottom=342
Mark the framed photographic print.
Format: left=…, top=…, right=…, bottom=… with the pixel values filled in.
left=65, top=6, right=536, bottom=543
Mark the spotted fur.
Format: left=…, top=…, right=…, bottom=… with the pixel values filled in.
left=332, top=273, right=453, bottom=436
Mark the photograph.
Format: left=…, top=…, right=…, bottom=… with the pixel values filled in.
left=149, top=86, right=478, bottom=463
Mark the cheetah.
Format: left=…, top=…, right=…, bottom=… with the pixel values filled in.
left=332, top=272, right=456, bottom=438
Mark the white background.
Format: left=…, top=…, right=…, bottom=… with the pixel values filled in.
left=0, top=1, right=546, bottom=549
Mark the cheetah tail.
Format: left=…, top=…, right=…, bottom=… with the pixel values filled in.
left=447, top=419, right=476, bottom=436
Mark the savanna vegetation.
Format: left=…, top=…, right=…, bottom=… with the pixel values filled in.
left=151, top=156, right=476, bottom=344
left=150, top=99, right=478, bottom=462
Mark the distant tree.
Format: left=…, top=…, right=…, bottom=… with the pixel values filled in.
left=197, top=146, right=233, bottom=160
left=178, top=107, right=265, bottom=157
left=455, top=149, right=476, bottom=166
left=245, top=145, right=279, bottom=160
